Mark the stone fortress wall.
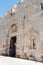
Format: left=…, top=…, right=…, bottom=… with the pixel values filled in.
left=0, top=0, right=43, bottom=62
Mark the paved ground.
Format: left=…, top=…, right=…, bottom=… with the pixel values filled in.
left=0, top=56, right=42, bottom=65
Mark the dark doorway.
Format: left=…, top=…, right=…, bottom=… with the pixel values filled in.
left=9, top=36, right=16, bottom=57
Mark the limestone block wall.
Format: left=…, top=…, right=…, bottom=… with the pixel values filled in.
left=0, top=0, right=43, bottom=62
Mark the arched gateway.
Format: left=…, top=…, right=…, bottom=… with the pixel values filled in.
left=9, top=36, right=17, bottom=57
left=6, top=23, right=17, bottom=57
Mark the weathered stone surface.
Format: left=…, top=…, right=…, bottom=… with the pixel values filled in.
left=0, top=0, right=43, bottom=62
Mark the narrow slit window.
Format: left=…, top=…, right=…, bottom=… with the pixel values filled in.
left=41, top=3, right=43, bottom=10
left=33, top=39, right=35, bottom=49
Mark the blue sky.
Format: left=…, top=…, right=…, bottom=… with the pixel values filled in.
left=0, top=0, right=20, bottom=16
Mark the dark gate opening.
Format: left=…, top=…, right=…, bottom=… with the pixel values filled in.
left=9, top=36, right=16, bottom=57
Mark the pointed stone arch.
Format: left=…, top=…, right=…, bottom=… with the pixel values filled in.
left=29, top=28, right=39, bottom=49
left=5, top=22, right=17, bottom=56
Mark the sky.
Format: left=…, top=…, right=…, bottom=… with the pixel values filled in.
left=0, top=0, right=20, bottom=16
